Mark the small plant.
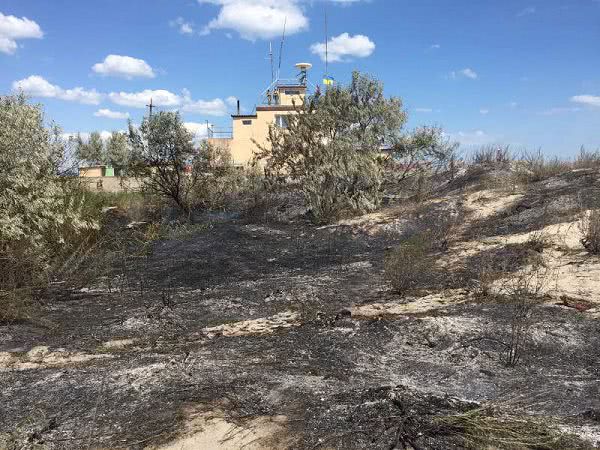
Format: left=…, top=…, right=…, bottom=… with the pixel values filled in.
left=499, top=260, right=552, bottom=366
left=470, top=145, right=513, bottom=167
left=385, top=233, right=434, bottom=294
left=518, top=149, right=571, bottom=183
left=579, top=209, right=600, bottom=255
left=524, top=230, right=550, bottom=254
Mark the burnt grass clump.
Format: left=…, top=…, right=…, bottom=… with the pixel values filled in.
left=2, top=167, right=600, bottom=449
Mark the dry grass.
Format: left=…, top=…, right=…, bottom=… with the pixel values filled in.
left=579, top=209, right=600, bottom=255
left=437, top=406, right=594, bottom=449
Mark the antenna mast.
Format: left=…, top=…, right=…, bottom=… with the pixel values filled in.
left=146, top=98, right=155, bottom=117
left=269, top=42, right=274, bottom=83
left=278, top=17, right=287, bottom=78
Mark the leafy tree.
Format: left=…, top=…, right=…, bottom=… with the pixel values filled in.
left=0, top=94, right=97, bottom=298
left=75, top=131, right=105, bottom=165
left=389, top=126, right=459, bottom=181
left=128, top=111, right=196, bottom=214
left=258, top=71, right=406, bottom=223
left=105, top=131, right=130, bottom=174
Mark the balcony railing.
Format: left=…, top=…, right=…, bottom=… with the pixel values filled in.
left=207, top=127, right=232, bottom=139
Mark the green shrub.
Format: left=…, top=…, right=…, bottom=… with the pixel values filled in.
left=385, top=233, right=433, bottom=294
left=0, top=94, right=98, bottom=321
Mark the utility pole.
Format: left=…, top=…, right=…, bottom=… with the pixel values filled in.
left=146, top=98, right=155, bottom=117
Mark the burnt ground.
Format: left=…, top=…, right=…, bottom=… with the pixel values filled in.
left=2, top=169, right=600, bottom=449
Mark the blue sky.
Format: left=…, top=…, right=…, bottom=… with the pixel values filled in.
left=2, top=0, right=599, bottom=156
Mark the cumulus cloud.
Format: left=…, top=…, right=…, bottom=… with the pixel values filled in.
left=108, top=89, right=181, bottom=108
left=94, top=109, right=130, bottom=120
left=571, top=95, right=600, bottom=107
left=0, top=12, right=43, bottom=54
left=170, top=17, right=195, bottom=35
left=450, top=68, right=478, bottom=80
left=182, top=98, right=229, bottom=116
left=12, top=75, right=102, bottom=105
left=92, top=55, right=155, bottom=79
left=198, top=0, right=308, bottom=40
left=108, top=88, right=231, bottom=116
left=310, top=32, right=375, bottom=62
left=184, top=122, right=212, bottom=142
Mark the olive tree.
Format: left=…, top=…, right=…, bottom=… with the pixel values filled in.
left=258, top=71, right=406, bottom=223
left=105, top=131, right=130, bottom=174
left=128, top=111, right=196, bottom=214
left=0, top=94, right=97, bottom=305
left=75, top=131, right=104, bottom=165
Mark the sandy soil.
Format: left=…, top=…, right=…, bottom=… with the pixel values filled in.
left=1, top=167, right=600, bottom=449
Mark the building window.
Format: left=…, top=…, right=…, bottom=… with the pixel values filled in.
left=275, top=115, right=289, bottom=128
left=284, top=90, right=301, bottom=96
left=242, top=120, right=252, bottom=125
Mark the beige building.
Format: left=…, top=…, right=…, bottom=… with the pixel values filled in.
left=208, top=81, right=308, bottom=166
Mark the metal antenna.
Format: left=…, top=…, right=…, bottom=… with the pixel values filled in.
left=146, top=98, right=155, bottom=117
left=278, top=17, right=287, bottom=75
left=269, top=42, right=274, bottom=83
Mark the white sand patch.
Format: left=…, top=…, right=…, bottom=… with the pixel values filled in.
left=203, top=311, right=301, bottom=338
left=352, top=290, right=467, bottom=318
left=101, top=338, right=136, bottom=350
left=464, top=190, right=524, bottom=221
left=147, top=408, right=289, bottom=450
left=0, top=346, right=112, bottom=371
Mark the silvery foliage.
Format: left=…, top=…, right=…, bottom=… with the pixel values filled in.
left=0, top=94, right=97, bottom=263
left=258, top=71, right=407, bottom=223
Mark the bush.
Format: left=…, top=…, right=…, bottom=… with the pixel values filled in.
left=385, top=233, right=434, bottom=294
left=190, top=142, right=248, bottom=210
left=579, top=209, right=600, bottom=254
left=517, top=149, right=571, bottom=182
left=258, top=71, right=405, bottom=224
left=470, top=145, right=513, bottom=167
left=574, top=147, right=600, bottom=170
left=0, top=94, right=98, bottom=321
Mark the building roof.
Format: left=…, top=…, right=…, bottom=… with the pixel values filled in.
left=231, top=114, right=258, bottom=118
left=256, top=105, right=297, bottom=112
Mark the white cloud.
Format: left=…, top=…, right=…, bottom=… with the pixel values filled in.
left=94, top=108, right=130, bottom=120
left=480, top=108, right=489, bottom=115
left=109, top=89, right=181, bottom=108
left=571, top=95, right=600, bottom=107
left=517, top=6, right=536, bottom=17
left=450, top=68, right=478, bottom=80
left=108, top=88, right=232, bottom=116
left=198, top=0, right=308, bottom=40
left=226, top=96, right=238, bottom=107
left=310, top=32, right=375, bottom=62
left=182, top=98, right=229, bottom=116
left=12, top=75, right=102, bottom=104
left=429, top=44, right=441, bottom=50
left=414, top=108, right=433, bottom=113
left=92, top=55, right=155, bottom=79
left=0, top=12, right=43, bottom=54
left=170, top=17, right=195, bottom=35
left=184, top=122, right=211, bottom=142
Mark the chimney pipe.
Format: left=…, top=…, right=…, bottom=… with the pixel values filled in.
left=237, top=100, right=240, bottom=115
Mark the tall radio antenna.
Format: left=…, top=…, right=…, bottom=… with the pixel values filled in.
left=278, top=17, right=287, bottom=76
left=269, top=42, right=274, bottom=83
